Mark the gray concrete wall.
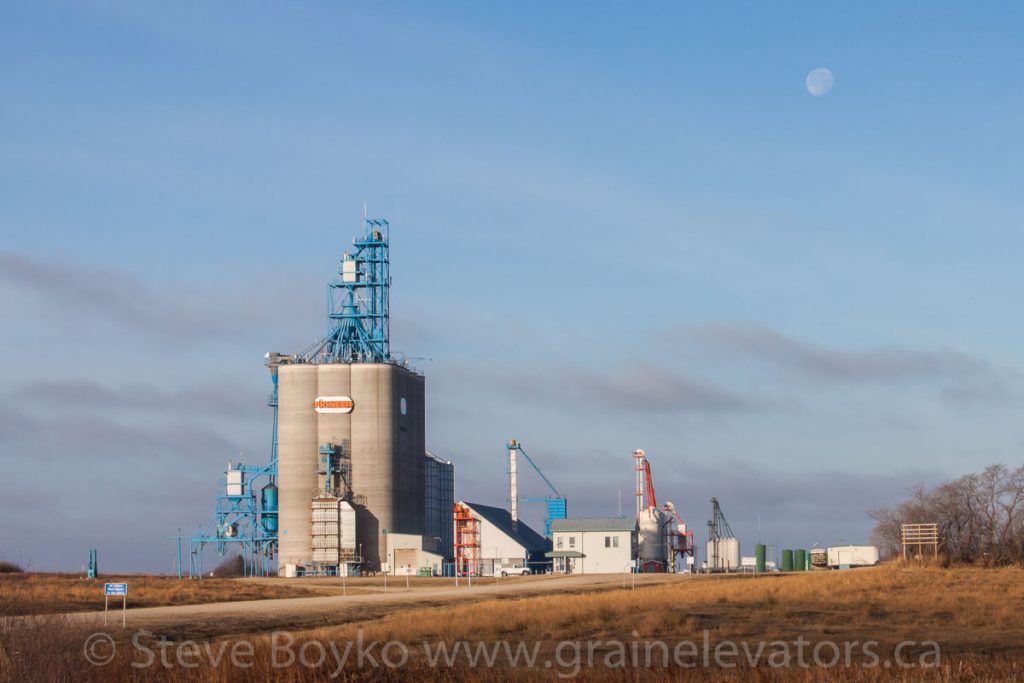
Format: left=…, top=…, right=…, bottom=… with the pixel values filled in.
left=276, top=362, right=425, bottom=573
left=316, top=364, right=352, bottom=497
left=276, top=364, right=318, bottom=568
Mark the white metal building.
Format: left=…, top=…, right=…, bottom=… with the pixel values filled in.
left=457, top=502, right=549, bottom=575
left=548, top=518, right=637, bottom=574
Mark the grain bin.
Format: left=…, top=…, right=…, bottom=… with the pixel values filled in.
left=755, top=543, right=766, bottom=573
left=781, top=549, right=794, bottom=572
left=795, top=549, right=807, bottom=572
left=639, top=507, right=667, bottom=567
left=706, top=537, right=741, bottom=570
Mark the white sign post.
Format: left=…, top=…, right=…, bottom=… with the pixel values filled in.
left=104, top=583, right=128, bottom=628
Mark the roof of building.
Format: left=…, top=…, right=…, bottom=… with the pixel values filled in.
left=424, top=450, right=452, bottom=465
left=550, top=517, right=637, bottom=533
left=462, top=501, right=550, bottom=552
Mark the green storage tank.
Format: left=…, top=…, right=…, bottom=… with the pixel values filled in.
left=755, top=543, right=766, bottom=573
left=781, top=549, right=794, bottom=572
left=795, top=549, right=806, bottom=572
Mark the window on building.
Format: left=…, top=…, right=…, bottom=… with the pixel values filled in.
left=557, top=537, right=563, bottom=549
left=605, top=536, right=611, bottom=548
left=569, top=537, right=576, bottom=548
left=613, top=536, right=620, bottom=548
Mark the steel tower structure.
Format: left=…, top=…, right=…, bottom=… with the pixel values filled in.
left=301, top=218, right=391, bottom=364
left=186, top=371, right=279, bottom=579
left=706, top=496, right=735, bottom=571
left=506, top=439, right=567, bottom=538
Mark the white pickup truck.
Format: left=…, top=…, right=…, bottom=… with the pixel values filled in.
left=499, top=564, right=531, bottom=577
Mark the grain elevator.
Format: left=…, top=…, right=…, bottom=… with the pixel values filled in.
left=269, top=218, right=451, bottom=575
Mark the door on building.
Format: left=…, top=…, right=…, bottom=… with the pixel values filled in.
left=395, top=549, right=417, bottom=573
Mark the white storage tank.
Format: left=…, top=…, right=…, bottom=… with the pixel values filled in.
left=721, top=537, right=740, bottom=569
left=638, top=507, right=666, bottom=566
left=706, top=537, right=741, bottom=570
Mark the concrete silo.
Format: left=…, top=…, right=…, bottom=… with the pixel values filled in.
left=277, top=364, right=319, bottom=567
left=277, top=362, right=425, bottom=571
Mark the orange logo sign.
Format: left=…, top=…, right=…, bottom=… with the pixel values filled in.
left=313, top=396, right=354, bottom=414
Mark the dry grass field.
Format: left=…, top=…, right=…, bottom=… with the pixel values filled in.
left=3, top=565, right=1024, bottom=681
left=312, top=564, right=1024, bottom=654
left=0, top=573, right=542, bottom=618
left=0, top=573, right=337, bottom=616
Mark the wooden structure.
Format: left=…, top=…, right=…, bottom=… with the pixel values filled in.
left=901, top=523, right=939, bottom=560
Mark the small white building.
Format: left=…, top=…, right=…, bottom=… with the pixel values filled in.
left=385, top=533, right=446, bottom=576
left=548, top=517, right=637, bottom=574
left=457, top=501, right=549, bottom=575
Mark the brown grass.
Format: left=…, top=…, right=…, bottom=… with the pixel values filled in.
left=0, top=573, right=337, bottom=616
left=3, top=566, right=1024, bottom=681
left=301, top=565, right=1024, bottom=655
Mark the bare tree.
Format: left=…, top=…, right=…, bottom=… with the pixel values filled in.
left=869, top=463, right=1024, bottom=565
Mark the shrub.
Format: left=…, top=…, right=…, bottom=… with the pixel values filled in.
left=210, top=555, right=245, bottom=578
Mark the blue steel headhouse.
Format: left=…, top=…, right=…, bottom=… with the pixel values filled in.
left=301, top=218, right=391, bottom=364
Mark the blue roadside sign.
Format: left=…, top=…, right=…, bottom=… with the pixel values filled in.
left=104, top=583, right=128, bottom=596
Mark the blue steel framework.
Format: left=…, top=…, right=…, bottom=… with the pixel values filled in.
left=506, top=440, right=567, bottom=538
left=87, top=548, right=97, bottom=579
left=300, top=218, right=391, bottom=364
left=186, top=373, right=279, bottom=578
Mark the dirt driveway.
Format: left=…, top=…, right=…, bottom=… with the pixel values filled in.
left=59, top=573, right=687, bottom=639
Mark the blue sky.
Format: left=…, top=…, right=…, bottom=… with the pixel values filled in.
left=2, top=2, right=1023, bottom=572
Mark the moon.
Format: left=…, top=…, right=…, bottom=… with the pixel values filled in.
left=806, top=68, right=834, bottom=97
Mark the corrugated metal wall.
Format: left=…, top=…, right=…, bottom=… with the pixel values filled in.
left=424, top=454, right=455, bottom=558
